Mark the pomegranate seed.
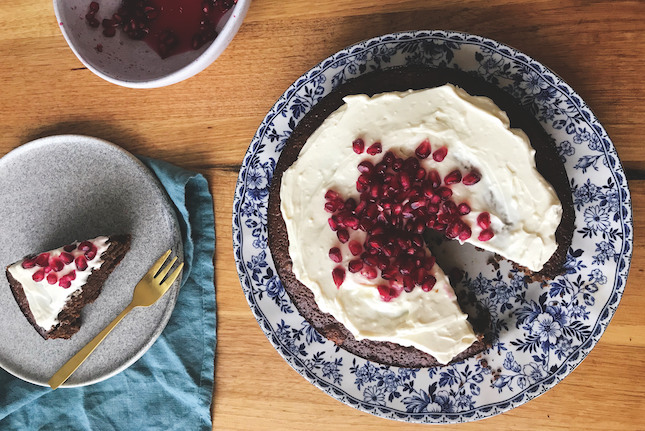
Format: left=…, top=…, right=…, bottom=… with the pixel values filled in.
left=381, top=151, right=393, bottom=165
left=65, top=270, right=76, bottom=280
left=357, top=161, right=374, bottom=174
left=370, top=225, right=385, bottom=236
left=47, top=273, right=58, bottom=285
left=324, top=201, right=337, bottom=213
left=366, top=142, right=382, bottom=155
left=375, top=255, right=389, bottom=270
left=399, top=172, right=411, bottom=190
left=432, top=147, right=448, bottom=162
left=388, top=281, right=403, bottom=298
left=58, top=251, right=73, bottom=264
left=399, top=259, right=414, bottom=276
left=325, top=190, right=340, bottom=201
left=332, top=267, right=345, bottom=288
left=457, top=203, right=471, bottom=215
left=355, top=200, right=367, bottom=215
left=428, top=170, right=441, bottom=189
left=360, top=266, right=377, bottom=280
left=78, top=241, right=92, bottom=252
left=403, top=158, right=420, bottom=174
left=89, top=1, right=99, bottom=12
left=478, top=228, right=495, bottom=241
left=59, top=279, right=72, bottom=289
left=348, top=259, right=363, bottom=273
left=414, top=219, right=425, bottom=234
left=382, top=244, right=395, bottom=257
left=392, top=158, right=403, bottom=171
left=86, top=245, right=98, bottom=260
left=440, top=200, right=457, bottom=215
left=362, top=254, right=378, bottom=266
left=352, top=138, right=365, bottom=154
left=414, top=268, right=427, bottom=285
left=445, top=222, right=461, bottom=239
left=444, top=170, right=462, bottom=185
left=434, top=222, right=447, bottom=232
left=437, top=187, right=453, bottom=200
left=344, top=216, right=360, bottom=230
left=337, top=229, right=349, bottom=243
left=458, top=225, right=472, bottom=241
left=374, top=162, right=387, bottom=174
left=378, top=285, right=393, bottom=302
left=360, top=218, right=375, bottom=231
left=49, top=257, right=64, bottom=272
left=329, top=247, right=342, bottom=263
left=32, top=269, right=45, bottom=282
left=328, top=217, right=339, bottom=231
left=463, top=170, right=482, bottom=186
left=344, top=198, right=357, bottom=211
left=415, top=139, right=432, bottom=159
left=421, top=275, right=437, bottom=292
left=75, top=255, right=88, bottom=271
left=35, top=253, right=50, bottom=267
left=63, top=244, right=76, bottom=252
left=348, top=240, right=362, bottom=256
left=477, top=212, right=491, bottom=229
left=21, top=257, right=37, bottom=269
left=423, top=256, right=436, bottom=270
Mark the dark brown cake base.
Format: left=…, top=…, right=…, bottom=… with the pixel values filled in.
left=6, top=234, right=132, bottom=340
left=268, top=66, right=575, bottom=368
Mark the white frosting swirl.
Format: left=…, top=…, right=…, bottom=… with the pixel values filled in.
left=280, top=84, right=562, bottom=363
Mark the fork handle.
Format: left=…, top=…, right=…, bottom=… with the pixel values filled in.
left=48, top=303, right=135, bottom=390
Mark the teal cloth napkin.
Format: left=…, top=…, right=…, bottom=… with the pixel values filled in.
left=0, top=158, right=216, bottom=431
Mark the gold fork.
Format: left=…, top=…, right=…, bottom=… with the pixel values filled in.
left=48, top=250, right=184, bottom=390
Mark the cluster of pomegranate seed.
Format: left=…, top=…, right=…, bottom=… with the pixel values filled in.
left=325, top=138, right=493, bottom=302
left=86, top=0, right=159, bottom=39
left=85, top=0, right=236, bottom=58
left=21, top=241, right=99, bottom=289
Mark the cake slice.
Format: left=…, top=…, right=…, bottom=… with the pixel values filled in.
left=5, top=234, right=131, bottom=340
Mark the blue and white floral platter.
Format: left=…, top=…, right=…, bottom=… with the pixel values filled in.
left=232, top=31, right=633, bottom=423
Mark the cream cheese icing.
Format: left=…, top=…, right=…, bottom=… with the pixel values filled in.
left=7, top=236, right=111, bottom=331
left=280, top=84, right=562, bottom=363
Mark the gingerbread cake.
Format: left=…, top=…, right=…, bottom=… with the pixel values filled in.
left=268, top=66, right=575, bottom=368
left=5, top=234, right=131, bottom=340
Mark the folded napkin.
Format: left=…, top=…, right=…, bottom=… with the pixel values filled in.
left=0, top=158, right=216, bottom=431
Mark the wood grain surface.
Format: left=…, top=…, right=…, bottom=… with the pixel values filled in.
left=1, top=0, right=644, bottom=429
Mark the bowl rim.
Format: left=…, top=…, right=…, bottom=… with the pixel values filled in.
left=52, top=0, right=251, bottom=88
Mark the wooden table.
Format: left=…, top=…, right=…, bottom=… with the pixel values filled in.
left=1, top=1, right=644, bottom=429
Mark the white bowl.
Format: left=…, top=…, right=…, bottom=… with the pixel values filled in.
left=53, top=0, right=250, bottom=88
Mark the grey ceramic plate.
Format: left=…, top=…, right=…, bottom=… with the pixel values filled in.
left=0, top=135, right=183, bottom=387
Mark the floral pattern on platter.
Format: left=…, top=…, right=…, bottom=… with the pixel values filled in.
left=232, top=31, right=633, bottom=423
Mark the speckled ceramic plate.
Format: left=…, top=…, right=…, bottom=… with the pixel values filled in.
left=0, top=135, right=183, bottom=387
left=233, top=31, right=633, bottom=422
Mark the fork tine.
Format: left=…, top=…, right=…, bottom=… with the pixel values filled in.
left=150, top=250, right=172, bottom=276
left=156, top=256, right=178, bottom=281
left=162, top=262, right=184, bottom=288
